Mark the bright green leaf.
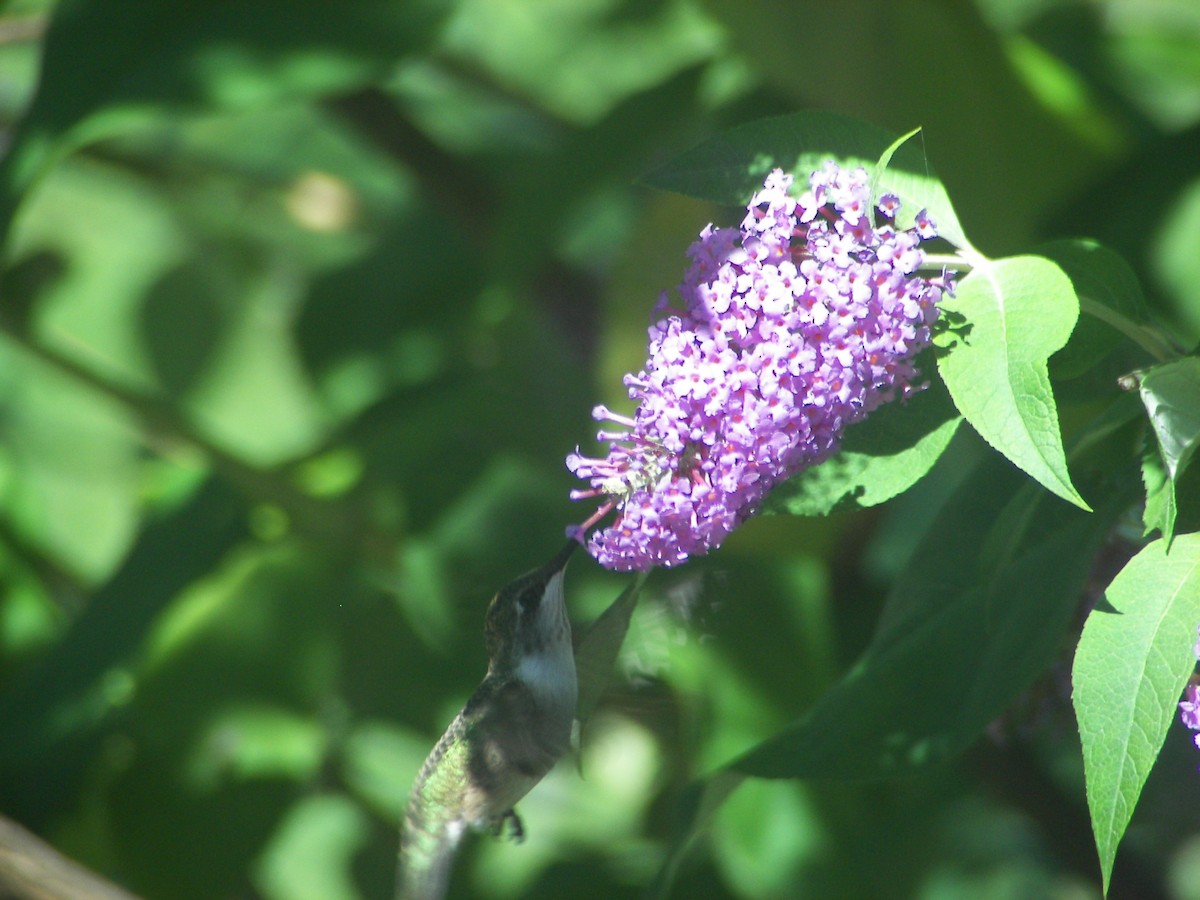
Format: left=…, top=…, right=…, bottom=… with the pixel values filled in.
left=186, top=703, right=327, bottom=788
left=7, top=157, right=185, bottom=391
left=440, top=0, right=721, bottom=126
left=710, top=779, right=818, bottom=897
left=0, top=343, right=141, bottom=582
left=342, top=721, right=431, bottom=820
left=0, top=480, right=248, bottom=767
left=936, top=255, right=1090, bottom=510
left=1072, top=534, right=1200, bottom=895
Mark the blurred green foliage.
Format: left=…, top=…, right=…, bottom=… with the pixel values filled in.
left=0, top=0, right=1198, bottom=898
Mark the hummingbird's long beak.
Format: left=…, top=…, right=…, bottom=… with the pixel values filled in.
left=541, top=538, right=580, bottom=578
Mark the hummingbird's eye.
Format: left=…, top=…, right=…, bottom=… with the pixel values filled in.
left=518, top=580, right=543, bottom=613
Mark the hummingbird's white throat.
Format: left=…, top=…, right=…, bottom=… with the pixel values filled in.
left=514, top=569, right=577, bottom=716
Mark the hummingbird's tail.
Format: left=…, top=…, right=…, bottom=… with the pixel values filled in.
left=396, top=804, right=463, bottom=900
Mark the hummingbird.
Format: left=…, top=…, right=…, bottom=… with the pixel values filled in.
left=397, top=540, right=580, bottom=900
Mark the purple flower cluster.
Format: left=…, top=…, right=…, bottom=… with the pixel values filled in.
left=568, top=163, right=953, bottom=571
left=1179, top=626, right=1200, bottom=751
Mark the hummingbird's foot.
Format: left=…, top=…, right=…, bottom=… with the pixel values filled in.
left=496, top=809, right=525, bottom=843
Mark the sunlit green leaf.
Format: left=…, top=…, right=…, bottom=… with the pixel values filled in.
left=936, top=255, right=1090, bottom=510
left=640, top=110, right=899, bottom=205
left=874, top=129, right=968, bottom=251
left=711, top=779, right=820, bottom=898
left=0, top=343, right=141, bottom=582
left=439, top=0, right=720, bottom=126
left=1156, top=174, right=1200, bottom=338
left=0, top=480, right=248, bottom=767
left=1072, top=534, right=1200, bottom=895
left=641, top=113, right=967, bottom=249
left=187, top=703, right=327, bottom=788
left=7, top=157, right=184, bottom=390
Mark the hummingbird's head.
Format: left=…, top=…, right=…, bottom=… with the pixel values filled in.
left=483, top=540, right=578, bottom=674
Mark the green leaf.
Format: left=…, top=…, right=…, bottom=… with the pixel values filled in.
left=639, top=112, right=966, bottom=247
left=0, top=0, right=446, bottom=246
left=873, top=131, right=969, bottom=251
left=766, top=373, right=963, bottom=517
left=1139, top=357, right=1200, bottom=482
left=187, top=703, right=327, bottom=786
left=648, top=771, right=745, bottom=900
left=0, top=479, right=249, bottom=766
left=1142, top=443, right=1177, bottom=542
left=640, top=110, right=896, bottom=205
left=731, top=451, right=1130, bottom=779
left=1072, top=534, right=1200, bottom=896
left=0, top=342, right=143, bottom=582
left=709, top=779, right=818, bottom=898
left=342, top=721, right=431, bottom=821
left=1040, top=239, right=1159, bottom=378
left=936, top=255, right=1090, bottom=510
left=253, top=793, right=371, bottom=900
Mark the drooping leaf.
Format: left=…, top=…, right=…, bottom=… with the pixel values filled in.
left=1142, top=443, right=1177, bottom=543
left=936, top=255, right=1090, bottom=510
left=1139, top=356, right=1200, bottom=483
left=1072, top=534, right=1200, bottom=895
left=766, top=373, right=963, bottom=517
